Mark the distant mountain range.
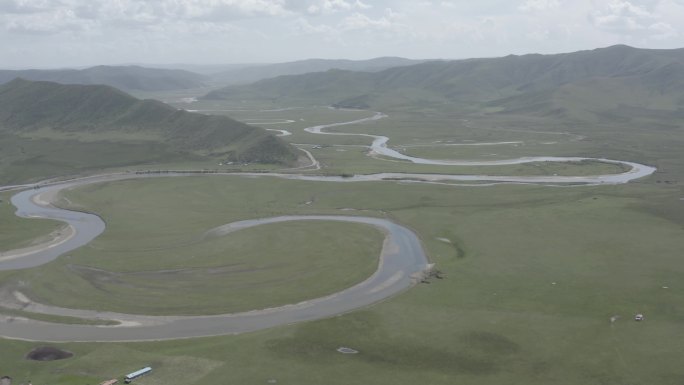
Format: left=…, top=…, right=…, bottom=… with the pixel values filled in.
left=209, top=57, right=429, bottom=85
left=0, top=66, right=209, bottom=92
left=0, top=79, right=297, bottom=167
left=0, top=58, right=427, bottom=92
left=203, top=45, right=684, bottom=122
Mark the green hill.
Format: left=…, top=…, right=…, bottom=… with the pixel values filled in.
left=0, top=65, right=208, bottom=92
left=205, top=69, right=376, bottom=104
left=203, top=45, right=684, bottom=118
left=0, top=79, right=297, bottom=184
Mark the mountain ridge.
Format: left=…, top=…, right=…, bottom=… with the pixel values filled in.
left=202, top=45, right=684, bottom=119
left=0, top=65, right=209, bottom=92
left=209, top=57, right=430, bottom=85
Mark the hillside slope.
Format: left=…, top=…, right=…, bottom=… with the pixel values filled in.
left=206, top=69, right=376, bottom=104
left=0, top=66, right=208, bottom=92
left=0, top=79, right=297, bottom=183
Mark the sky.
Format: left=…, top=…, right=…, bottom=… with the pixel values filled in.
left=2, top=0, right=684, bottom=68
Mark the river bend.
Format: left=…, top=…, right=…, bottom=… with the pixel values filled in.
left=0, top=110, right=657, bottom=341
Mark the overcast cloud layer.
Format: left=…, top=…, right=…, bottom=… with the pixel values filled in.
left=2, top=0, right=684, bottom=68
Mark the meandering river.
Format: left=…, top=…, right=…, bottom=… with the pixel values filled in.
left=0, top=110, right=656, bottom=341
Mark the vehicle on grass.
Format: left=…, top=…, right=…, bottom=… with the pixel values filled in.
left=124, top=367, right=151, bottom=383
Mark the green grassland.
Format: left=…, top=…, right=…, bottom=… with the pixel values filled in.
left=2, top=80, right=684, bottom=384
left=131, top=101, right=634, bottom=178
left=1, top=175, right=684, bottom=384
left=0, top=133, right=205, bottom=185
left=59, top=88, right=650, bottom=181
left=2, top=177, right=382, bottom=315
left=163, top=99, right=655, bottom=178
left=290, top=105, right=674, bottom=180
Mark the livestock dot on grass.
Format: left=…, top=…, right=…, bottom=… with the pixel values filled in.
left=337, top=347, right=359, bottom=354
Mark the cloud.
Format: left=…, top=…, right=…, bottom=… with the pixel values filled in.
left=4, top=6, right=96, bottom=34
left=590, top=0, right=653, bottom=32
left=292, top=17, right=335, bottom=34
left=0, top=0, right=58, bottom=14
left=339, top=8, right=401, bottom=31
left=1, top=0, right=294, bottom=30
left=589, top=0, right=678, bottom=39
left=519, top=0, right=561, bottom=12
left=0, top=0, right=299, bottom=38
left=306, top=0, right=371, bottom=15
left=163, top=0, right=291, bottom=20
left=340, top=12, right=389, bottom=30
left=1, top=0, right=684, bottom=68
left=648, top=20, right=677, bottom=39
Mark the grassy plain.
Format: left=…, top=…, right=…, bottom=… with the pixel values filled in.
left=153, top=100, right=635, bottom=177
left=2, top=93, right=684, bottom=384
left=1, top=176, right=684, bottom=384
left=3, top=178, right=383, bottom=315
left=0, top=132, right=204, bottom=185
left=0, top=95, right=638, bottom=186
